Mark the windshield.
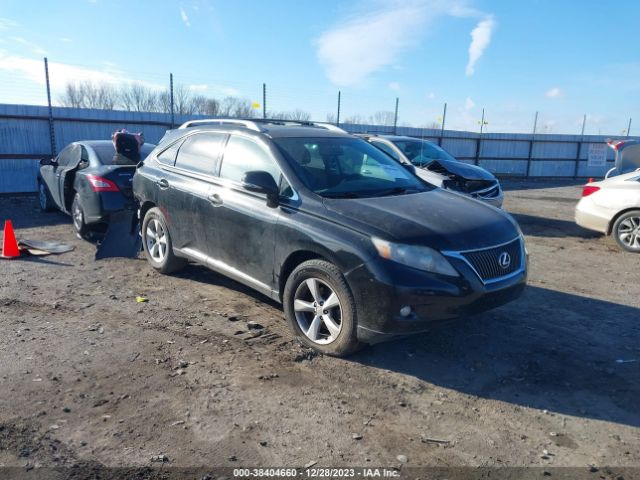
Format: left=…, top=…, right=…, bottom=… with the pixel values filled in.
left=93, top=144, right=155, bottom=165
left=391, top=139, right=457, bottom=166
left=274, top=137, right=430, bottom=198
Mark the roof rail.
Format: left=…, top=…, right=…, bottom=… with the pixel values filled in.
left=178, top=119, right=263, bottom=132
left=177, top=118, right=349, bottom=134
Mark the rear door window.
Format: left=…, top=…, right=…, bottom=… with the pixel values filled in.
left=174, top=133, right=227, bottom=175
left=219, top=135, right=281, bottom=184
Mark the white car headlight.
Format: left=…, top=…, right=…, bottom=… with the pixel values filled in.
left=372, top=237, right=459, bottom=277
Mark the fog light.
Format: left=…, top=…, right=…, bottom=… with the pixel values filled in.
left=400, top=305, right=412, bottom=317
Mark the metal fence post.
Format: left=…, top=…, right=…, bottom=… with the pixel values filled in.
left=43, top=57, right=56, bottom=156
left=526, top=111, right=538, bottom=177
left=336, top=91, right=341, bottom=126
left=574, top=114, right=586, bottom=178
left=262, top=83, right=267, bottom=119
left=627, top=117, right=632, bottom=137
left=393, top=97, right=399, bottom=134
left=169, top=73, right=175, bottom=128
left=438, top=102, right=447, bottom=146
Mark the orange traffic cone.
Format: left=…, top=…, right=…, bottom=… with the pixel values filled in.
left=1, top=220, right=20, bottom=258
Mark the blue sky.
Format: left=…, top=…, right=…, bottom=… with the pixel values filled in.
left=0, top=0, right=638, bottom=134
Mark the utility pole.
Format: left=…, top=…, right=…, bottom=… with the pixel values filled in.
left=532, top=111, right=539, bottom=135
left=43, top=57, right=56, bottom=156
left=627, top=117, right=632, bottom=137
left=169, top=73, right=175, bottom=128
left=336, top=91, right=341, bottom=126
left=262, top=83, right=267, bottom=119
left=438, top=102, right=447, bottom=146
left=393, top=97, right=399, bottom=134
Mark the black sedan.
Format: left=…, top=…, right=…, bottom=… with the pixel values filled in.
left=38, top=140, right=155, bottom=237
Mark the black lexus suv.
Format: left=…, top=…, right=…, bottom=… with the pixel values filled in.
left=133, top=119, right=527, bottom=356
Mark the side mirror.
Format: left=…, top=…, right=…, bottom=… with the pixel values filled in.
left=40, top=157, right=56, bottom=167
left=242, top=170, right=279, bottom=208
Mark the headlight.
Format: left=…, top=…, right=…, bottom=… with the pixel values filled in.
left=371, top=237, right=459, bottom=277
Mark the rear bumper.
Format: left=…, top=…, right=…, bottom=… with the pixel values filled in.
left=575, top=198, right=610, bottom=234
left=345, top=254, right=527, bottom=344
left=81, top=191, right=136, bottom=224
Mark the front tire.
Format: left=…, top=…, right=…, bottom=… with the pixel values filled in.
left=141, top=207, right=186, bottom=273
left=283, top=259, right=362, bottom=357
left=612, top=210, right=640, bottom=253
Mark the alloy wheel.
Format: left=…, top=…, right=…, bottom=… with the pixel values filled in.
left=72, top=201, right=84, bottom=231
left=146, top=219, right=168, bottom=262
left=293, top=277, right=342, bottom=345
left=618, top=215, right=640, bottom=249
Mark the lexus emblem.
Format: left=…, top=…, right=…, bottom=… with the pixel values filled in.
left=498, top=251, right=511, bottom=269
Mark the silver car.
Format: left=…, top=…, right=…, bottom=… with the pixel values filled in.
left=360, top=134, right=503, bottom=208
left=575, top=171, right=640, bottom=252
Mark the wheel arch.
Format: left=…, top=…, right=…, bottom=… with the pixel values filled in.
left=278, top=249, right=331, bottom=301
left=607, top=207, right=640, bottom=234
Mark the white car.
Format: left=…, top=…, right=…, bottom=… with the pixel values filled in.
left=359, top=135, right=504, bottom=208
left=575, top=171, right=640, bottom=252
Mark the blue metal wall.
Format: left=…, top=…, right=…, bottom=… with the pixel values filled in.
left=0, top=104, right=634, bottom=193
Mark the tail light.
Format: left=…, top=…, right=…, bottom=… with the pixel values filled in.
left=86, top=174, right=119, bottom=192
left=581, top=185, right=600, bottom=197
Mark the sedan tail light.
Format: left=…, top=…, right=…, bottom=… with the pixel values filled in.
left=581, top=185, right=600, bottom=197
left=86, top=174, right=119, bottom=192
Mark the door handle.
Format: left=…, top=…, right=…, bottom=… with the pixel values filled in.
left=207, top=193, right=223, bottom=206
left=156, top=178, right=169, bottom=189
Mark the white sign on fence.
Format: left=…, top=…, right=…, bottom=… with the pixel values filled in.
left=588, top=143, right=608, bottom=167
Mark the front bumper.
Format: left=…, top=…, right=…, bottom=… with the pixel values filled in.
left=345, top=252, right=527, bottom=344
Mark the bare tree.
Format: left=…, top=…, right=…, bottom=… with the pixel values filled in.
left=326, top=113, right=337, bottom=124
left=59, top=81, right=118, bottom=109
left=120, top=83, right=159, bottom=112
left=219, top=97, right=255, bottom=118
left=269, top=109, right=312, bottom=121
left=369, top=111, right=395, bottom=126
left=343, top=114, right=366, bottom=124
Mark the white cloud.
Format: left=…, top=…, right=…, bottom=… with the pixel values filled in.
left=8, top=36, right=47, bottom=55
left=465, top=15, right=495, bottom=76
left=189, top=84, right=208, bottom=92
left=180, top=5, right=191, bottom=27
left=388, top=81, right=400, bottom=91
left=219, top=86, right=240, bottom=96
left=465, top=96, right=475, bottom=110
left=0, top=18, right=19, bottom=30
left=60, top=37, right=73, bottom=43
left=546, top=87, right=562, bottom=98
left=427, top=91, right=435, bottom=99
left=0, top=52, right=165, bottom=91
left=317, top=1, right=495, bottom=86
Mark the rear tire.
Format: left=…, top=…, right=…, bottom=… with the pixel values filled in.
left=612, top=210, right=640, bottom=253
left=71, top=193, right=90, bottom=239
left=283, top=259, right=362, bottom=357
left=141, top=207, right=187, bottom=273
left=38, top=180, right=54, bottom=212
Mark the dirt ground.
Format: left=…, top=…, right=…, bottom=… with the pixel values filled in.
left=0, top=179, right=638, bottom=478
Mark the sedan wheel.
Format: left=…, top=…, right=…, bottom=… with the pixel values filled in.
left=145, top=218, right=168, bottom=263
left=38, top=182, right=53, bottom=212
left=293, top=278, right=343, bottom=345
left=614, top=211, right=640, bottom=252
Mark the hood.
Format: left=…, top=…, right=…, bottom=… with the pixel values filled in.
left=427, top=159, right=496, bottom=181
left=323, top=188, right=519, bottom=252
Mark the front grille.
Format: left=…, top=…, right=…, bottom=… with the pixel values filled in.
left=460, top=238, right=522, bottom=282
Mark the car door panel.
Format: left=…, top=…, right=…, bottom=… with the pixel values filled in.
left=57, top=144, right=82, bottom=212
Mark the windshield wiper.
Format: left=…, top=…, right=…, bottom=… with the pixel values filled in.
left=321, top=191, right=362, bottom=199
left=376, top=187, right=421, bottom=197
